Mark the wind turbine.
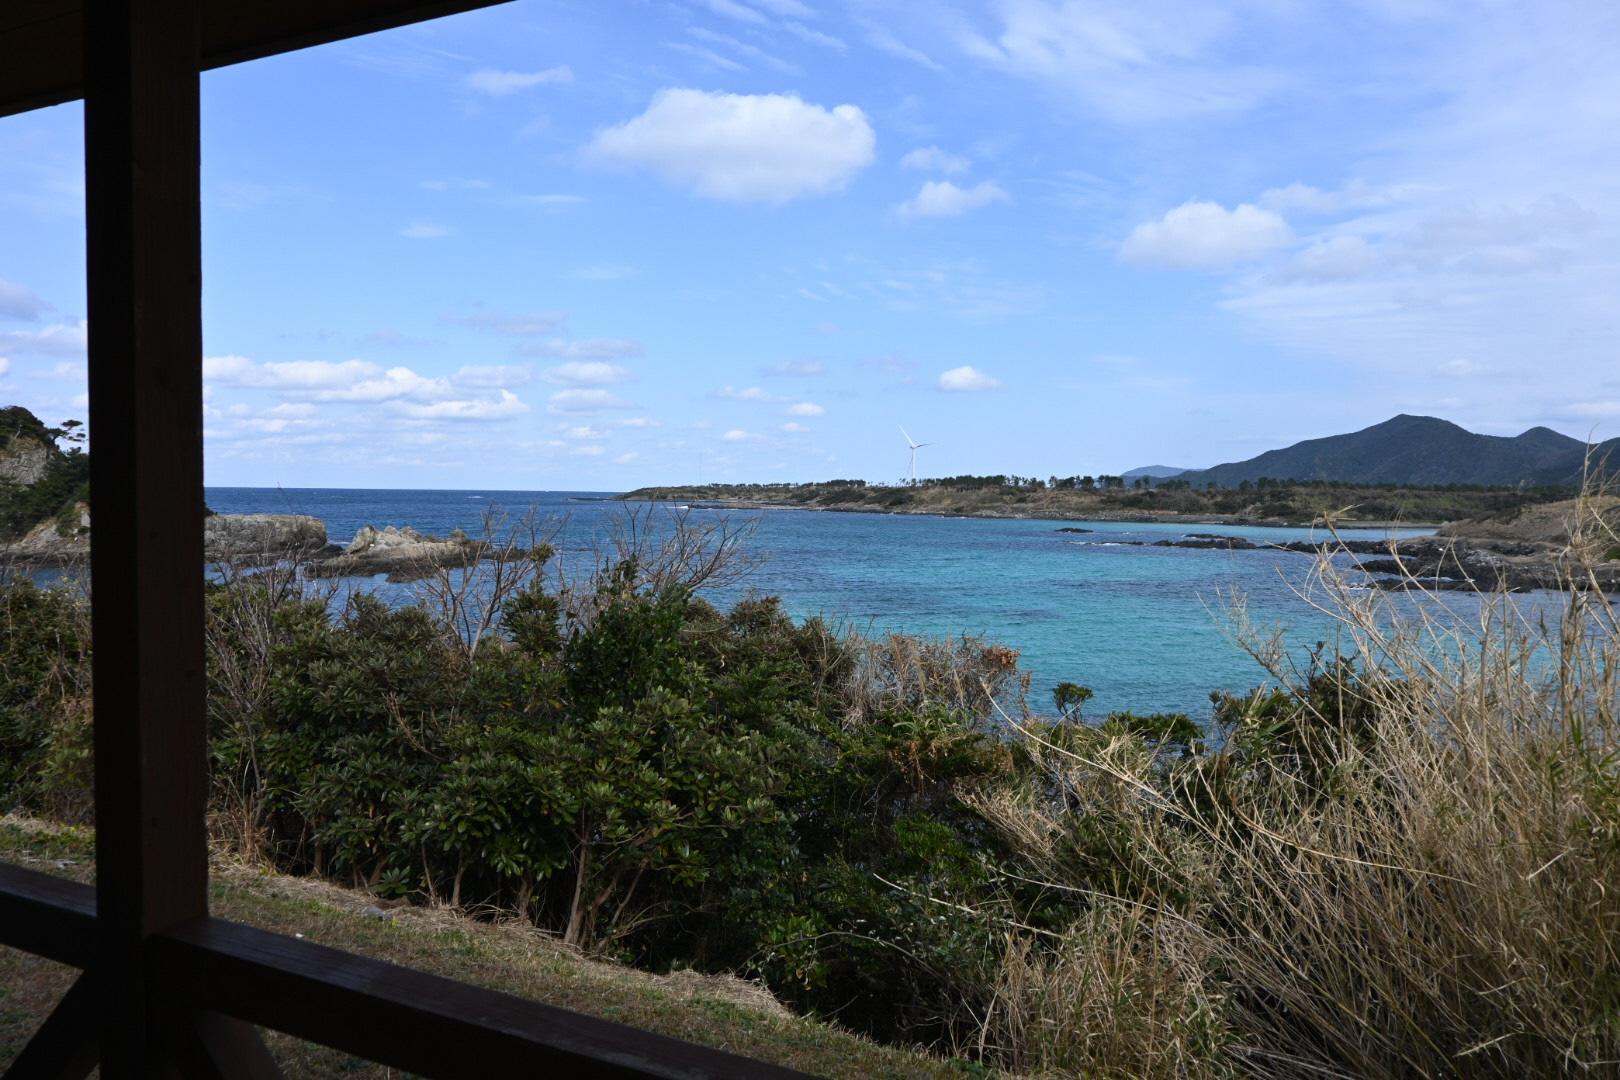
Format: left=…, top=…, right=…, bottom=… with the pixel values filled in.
left=899, top=425, right=934, bottom=485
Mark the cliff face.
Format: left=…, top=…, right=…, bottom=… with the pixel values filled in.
left=3, top=502, right=91, bottom=561
left=1, top=509, right=332, bottom=565
left=0, top=436, right=54, bottom=486
left=1, top=406, right=86, bottom=543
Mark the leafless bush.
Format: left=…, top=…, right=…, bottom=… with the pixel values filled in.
left=556, top=506, right=763, bottom=626
left=410, top=507, right=559, bottom=659
left=204, top=558, right=340, bottom=858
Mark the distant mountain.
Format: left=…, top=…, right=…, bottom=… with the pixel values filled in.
left=1122, top=465, right=1192, bottom=480
left=1176, top=415, right=1617, bottom=489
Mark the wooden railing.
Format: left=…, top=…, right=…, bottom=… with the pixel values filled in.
left=0, top=2, right=813, bottom=1075
left=0, top=861, right=806, bottom=1077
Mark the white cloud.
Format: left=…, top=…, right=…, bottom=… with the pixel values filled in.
left=614, top=451, right=640, bottom=464
left=541, top=361, right=632, bottom=386
left=1280, top=235, right=1379, bottom=281
left=938, top=365, right=1002, bottom=392
left=955, top=2, right=1283, bottom=123
left=451, top=309, right=566, bottom=336
left=786, top=401, right=824, bottom=416
left=511, top=193, right=587, bottom=207
left=718, top=385, right=781, bottom=402
left=897, top=179, right=1009, bottom=220
left=0, top=357, right=9, bottom=378
left=664, top=42, right=747, bottom=73
left=0, top=279, right=44, bottom=320
left=400, top=222, right=452, bottom=239
left=687, top=28, right=798, bottom=74
left=29, top=360, right=83, bottom=380
left=421, top=177, right=491, bottom=191
left=782, top=21, right=846, bottom=50
left=1257, top=180, right=1416, bottom=216
left=562, top=424, right=606, bottom=439
left=269, top=402, right=316, bottom=417
left=548, top=388, right=628, bottom=413
left=781, top=421, right=809, bottom=432
left=899, top=146, right=970, bottom=175
left=395, top=391, right=530, bottom=420
left=0, top=321, right=87, bottom=357
left=573, top=264, right=638, bottom=281
left=618, top=417, right=661, bottom=428
left=570, top=444, right=606, bottom=456
left=1120, top=200, right=1292, bottom=267
left=586, top=89, right=876, bottom=203
left=750, top=0, right=815, bottom=16
left=721, top=428, right=764, bottom=442
left=206, top=356, right=367, bottom=390
left=522, top=338, right=644, bottom=360
left=762, top=358, right=826, bottom=377
left=859, top=20, right=943, bottom=71
left=203, top=356, right=452, bottom=403
left=305, top=367, right=445, bottom=402
left=455, top=364, right=533, bottom=388
left=465, top=66, right=573, bottom=96
left=700, top=0, right=767, bottom=24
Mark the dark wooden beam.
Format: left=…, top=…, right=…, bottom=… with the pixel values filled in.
left=83, top=0, right=207, bottom=1072
left=2, top=972, right=100, bottom=1079
left=155, top=917, right=814, bottom=1080
left=0, top=0, right=513, bottom=118
left=0, top=862, right=97, bottom=968
left=175, top=1013, right=286, bottom=1080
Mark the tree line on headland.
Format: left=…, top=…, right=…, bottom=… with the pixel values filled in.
left=623, top=475, right=1577, bottom=526
left=628, top=413, right=1615, bottom=526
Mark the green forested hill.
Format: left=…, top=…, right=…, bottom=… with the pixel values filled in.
left=1177, top=414, right=1613, bottom=488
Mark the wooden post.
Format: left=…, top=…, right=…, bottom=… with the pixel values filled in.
left=83, top=0, right=208, bottom=1073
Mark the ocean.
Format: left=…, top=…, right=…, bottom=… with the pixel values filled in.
left=205, top=486, right=1463, bottom=718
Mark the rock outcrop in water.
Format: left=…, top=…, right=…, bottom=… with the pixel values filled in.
left=205, top=513, right=333, bottom=560
left=1132, top=527, right=1619, bottom=593
left=302, top=525, right=486, bottom=582
left=1, top=508, right=334, bottom=566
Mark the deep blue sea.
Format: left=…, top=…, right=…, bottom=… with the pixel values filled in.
left=206, top=486, right=1457, bottom=718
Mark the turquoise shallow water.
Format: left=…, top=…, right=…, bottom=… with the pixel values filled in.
left=206, top=487, right=1451, bottom=717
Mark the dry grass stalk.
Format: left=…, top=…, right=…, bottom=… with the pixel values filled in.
left=975, top=485, right=1620, bottom=1077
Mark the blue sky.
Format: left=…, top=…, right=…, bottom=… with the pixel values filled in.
left=1, top=0, right=1617, bottom=489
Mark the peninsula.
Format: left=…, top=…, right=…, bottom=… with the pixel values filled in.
left=619, top=477, right=1572, bottom=529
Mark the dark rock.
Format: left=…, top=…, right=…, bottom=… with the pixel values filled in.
left=1153, top=536, right=1261, bottom=550
left=1055, top=527, right=1093, bottom=533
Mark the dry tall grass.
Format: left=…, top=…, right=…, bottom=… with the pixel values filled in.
left=975, top=490, right=1620, bottom=1078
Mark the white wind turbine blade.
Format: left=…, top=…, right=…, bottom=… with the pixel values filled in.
left=899, top=424, right=918, bottom=448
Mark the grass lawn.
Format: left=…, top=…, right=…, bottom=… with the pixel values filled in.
left=0, top=817, right=974, bottom=1079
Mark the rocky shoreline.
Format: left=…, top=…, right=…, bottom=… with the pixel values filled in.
left=645, top=497, right=1437, bottom=531
left=2, top=513, right=489, bottom=583
left=1090, top=531, right=1620, bottom=593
